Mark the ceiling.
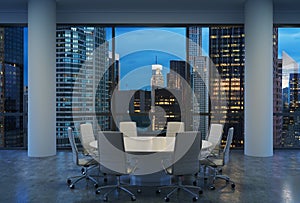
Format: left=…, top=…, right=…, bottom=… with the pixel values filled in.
left=0, top=0, right=300, bottom=24
left=1, top=0, right=299, bottom=11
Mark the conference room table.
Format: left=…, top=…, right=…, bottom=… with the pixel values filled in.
left=89, top=136, right=212, bottom=185
left=89, top=136, right=212, bottom=152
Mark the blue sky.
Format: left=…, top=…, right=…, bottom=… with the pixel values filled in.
left=112, top=27, right=209, bottom=90
left=278, top=28, right=300, bottom=63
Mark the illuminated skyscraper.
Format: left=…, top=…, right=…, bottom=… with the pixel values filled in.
left=284, top=73, right=300, bottom=147
left=209, top=26, right=245, bottom=147
left=151, top=64, right=164, bottom=88
left=0, top=27, right=24, bottom=147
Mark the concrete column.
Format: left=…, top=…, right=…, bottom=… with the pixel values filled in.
left=28, top=0, right=56, bottom=157
left=244, top=0, right=273, bottom=157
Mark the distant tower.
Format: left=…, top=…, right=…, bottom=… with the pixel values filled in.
left=150, top=63, right=164, bottom=130
left=151, top=64, right=164, bottom=88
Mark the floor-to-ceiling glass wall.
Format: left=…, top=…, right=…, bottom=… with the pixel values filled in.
left=3, top=25, right=300, bottom=149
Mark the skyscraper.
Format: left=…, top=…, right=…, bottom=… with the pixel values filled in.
left=56, top=26, right=108, bottom=146
left=168, top=60, right=192, bottom=130
left=168, top=60, right=190, bottom=89
left=284, top=73, right=300, bottom=147
left=0, top=27, right=24, bottom=147
left=209, top=26, right=245, bottom=147
left=151, top=64, right=164, bottom=88
left=273, top=28, right=283, bottom=147
left=188, top=27, right=209, bottom=138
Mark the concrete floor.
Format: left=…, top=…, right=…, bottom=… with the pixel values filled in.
left=0, top=149, right=300, bottom=203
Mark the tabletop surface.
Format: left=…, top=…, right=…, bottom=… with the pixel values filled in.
left=89, top=136, right=212, bottom=153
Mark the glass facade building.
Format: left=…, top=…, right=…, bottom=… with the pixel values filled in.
left=0, top=27, right=24, bottom=147
left=56, top=26, right=109, bottom=146
left=209, top=26, right=245, bottom=147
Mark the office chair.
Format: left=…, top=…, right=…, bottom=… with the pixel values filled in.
left=157, top=131, right=202, bottom=202
left=200, top=127, right=235, bottom=190
left=120, top=121, right=138, bottom=137
left=66, top=127, right=99, bottom=189
left=199, top=123, right=223, bottom=159
left=95, top=131, right=137, bottom=202
left=80, top=123, right=98, bottom=157
left=166, top=122, right=184, bottom=137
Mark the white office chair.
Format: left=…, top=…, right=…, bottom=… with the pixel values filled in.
left=157, top=131, right=202, bottom=202
left=80, top=123, right=98, bottom=157
left=200, top=123, right=223, bottom=159
left=120, top=121, right=138, bottom=137
left=201, top=127, right=235, bottom=190
left=166, top=122, right=184, bottom=137
left=66, top=127, right=99, bottom=189
left=95, top=131, right=137, bottom=202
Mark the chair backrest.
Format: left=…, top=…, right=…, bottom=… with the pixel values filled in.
left=97, top=131, right=128, bottom=175
left=67, top=127, right=79, bottom=165
left=223, top=127, right=234, bottom=165
left=120, top=121, right=137, bottom=137
left=80, top=123, right=96, bottom=153
left=166, top=122, right=184, bottom=137
left=206, top=123, right=223, bottom=151
left=172, top=131, right=201, bottom=175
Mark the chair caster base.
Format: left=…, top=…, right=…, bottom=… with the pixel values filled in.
left=131, top=196, right=136, bottom=201
left=193, top=196, right=198, bottom=201
left=69, top=184, right=75, bottom=189
left=67, top=179, right=71, bottom=185
left=231, top=183, right=235, bottom=189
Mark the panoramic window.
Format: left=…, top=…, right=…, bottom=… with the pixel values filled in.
left=276, top=27, right=300, bottom=148
left=2, top=25, right=299, bottom=149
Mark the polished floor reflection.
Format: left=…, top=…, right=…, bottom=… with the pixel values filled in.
left=0, top=149, right=300, bottom=203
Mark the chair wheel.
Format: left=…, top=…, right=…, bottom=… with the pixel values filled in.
left=209, top=185, right=215, bottom=190
left=231, top=183, right=235, bottom=189
left=69, top=184, right=75, bottom=189
left=104, top=177, right=108, bottom=182
left=199, top=190, right=203, bottom=194
left=137, top=189, right=141, bottom=193
left=67, top=179, right=71, bottom=185
left=95, top=189, right=100, bottom=194
left=193, top=181, right=197, bottom=186
left=164, top=197, right=170, bottom=202
left=94, top=183, right=98, bottom=188
left=156, top=189, right=161, bottom=194
left=103, top=196, right=108, bottom=202
left=81, top=168, right=85, bottom=174
left=193, top=196, right=198, bottom=201
left=131, top=196, right=136, bottom=201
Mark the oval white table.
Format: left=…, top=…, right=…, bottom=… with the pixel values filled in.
left=89, top=137, right=212, bottom=152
